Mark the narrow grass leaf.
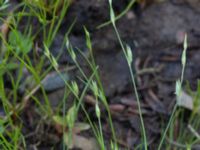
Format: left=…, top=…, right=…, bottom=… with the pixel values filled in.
left=182, top=34, right=187, bottom=67
left=67, top=105, right=76, bottom=129
left=51, top=55, right=59, bottom=70
left=126, top=44, right=133, bottom=66
left=68, top=46, right=76, bottom=61
left=110, top=8, right=115, bottom=24
left=44, top=43, right=50, bottom=58
left=175, top=80, right=182, bottom=97
left=95, top=103, right=101, bottom=118
left=71, top=81, right=79, bottom=96
left=84, top=27, right=92, bottom=51
left=91, top=80, right=98, bottom=97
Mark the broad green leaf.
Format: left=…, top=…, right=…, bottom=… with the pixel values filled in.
left=8, top=30, right=33, bottom=54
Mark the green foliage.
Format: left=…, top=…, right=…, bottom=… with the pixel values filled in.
left=108, top=1, right=147, bottom=149
left=1, top=0, right=199, bottom=149
left=71, top=81, right=79, bottom=96
left=8, top=29, right=33, bottom=55
left=84, top=27, right=92, bottom=52
left=0, top=0, right=9, bottom=11
left=0, top=61, right=18, bottom=76
left=158, top=34, right=188, bottom=150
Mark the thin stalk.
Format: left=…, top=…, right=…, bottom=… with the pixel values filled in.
left=62, top=86, right=68, bottom=150
left=97, top=0, right=136, bottom=29
left=158, top=45, right=187, bottom=149
left=113, top=24, right=147, bottom=150
left=158, top=105, right=178, bottom=149
left=73, top=48, right=117, bottom=145
left=129, top=65, right=148, bottom=148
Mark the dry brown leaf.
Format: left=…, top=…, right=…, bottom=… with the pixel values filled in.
left=177, top=91, right=193, bottom=110
left=65, top=134, right=99, bottom=150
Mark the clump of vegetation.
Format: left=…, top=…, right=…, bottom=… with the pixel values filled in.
left=0, top=0, right=200, bottom=150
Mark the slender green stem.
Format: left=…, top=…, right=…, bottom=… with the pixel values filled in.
left=158, top=104, right=178, bottom=150
left=62, top=86, right=68, bottom=150
left=75, top=44, right=117, bottom=145
left=97, top=0, right=136, bottom=29
left=113, top=24, right=147, bottom=150
left=98, top=118, right=105, bottom=149
left=158, top=48, right=187, bottom=150
left=181, top=65, right=185, bottom=85
left=129, top=66, right=148, bottom=148
left=96, top=102, right=105, bottom=149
